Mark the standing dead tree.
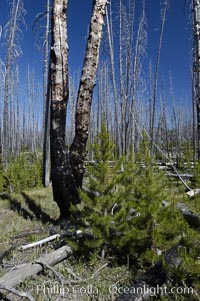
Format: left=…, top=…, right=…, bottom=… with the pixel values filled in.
left=106, top=2, right=122, bottom=154
left=130, top=0, right=147, bottom=154
left=42, top=0, right=51, bottom=187
left=192, top=0, right=200, bottom=159
left=33, top=0, right=51, bottom=186
left=50, top=0, right=108, bottom=218
left=0, top=60, right=5, bottom=153
left=50, top=0, right=69, bottom=217
left=3, top=0, right=26, bottom=165
left=150, top=0, right=168, bottom=152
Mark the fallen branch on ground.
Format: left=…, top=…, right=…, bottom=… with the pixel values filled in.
left=13, top=229, right=44, bottom=239
left=166, top=173, right=193, bottom=178
left=34, top=260, right=65, bottom=286
left=65, top=266, right=82, bottom=280
left=0, top=244, right=17, bottom=264
left=19, top=234, right=61, bottom=250
left=0, top=245, right=72, bottom=290
left=63, top=262, right=108, bottom=285
left=0, top=284, right=36, bottom=301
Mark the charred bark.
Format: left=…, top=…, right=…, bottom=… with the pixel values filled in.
left=50, top=0, right=70, bottom=217
left=50, top=0, right=107, bottom=219
left=70, top=0, right=108, bottom=189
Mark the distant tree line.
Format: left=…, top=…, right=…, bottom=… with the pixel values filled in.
left=0, top=0, right=198, bottom=215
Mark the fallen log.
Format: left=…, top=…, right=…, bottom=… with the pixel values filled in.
left=116, top=243, right=198, bottom=301
left=0, top=245, right=72, bottom=292
left=186, top=189, right=200, bottom=197
left=166, top=173, right=193, bottom=178
left=162, top=201, right=200, bottom=230
left=176, top=203, right=200, bottom=229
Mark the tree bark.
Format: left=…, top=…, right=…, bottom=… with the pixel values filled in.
left=150, top=0, right=168, bottom=152
left=42, top=0, right=51, bottom=187
left=70, top=0, right=108, bottom=188
left=50, top=0, right=70, bottom=217
left=193, top=0, right=200, bottom=159
left=50, top=0, right=107, bottom=219
left=0, top=245, right=72, bottom=291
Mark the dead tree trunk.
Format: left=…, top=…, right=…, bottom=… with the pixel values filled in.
left=50, top=0, right=70, bottom=217
left=193, top=0, right=200, bottom=159
left=42, top=0, right=51, bottom=187
left=50, top=0, right=107, bottom=219
left=69, top=0, right=108, bottom=196
left=150, top=0, right=168, bottom=152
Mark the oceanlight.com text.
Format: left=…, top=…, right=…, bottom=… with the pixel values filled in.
left=109, top=284, right=194, bottom=296
left=36, top=282, right=194, bottom=297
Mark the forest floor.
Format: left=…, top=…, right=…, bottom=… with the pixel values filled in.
left=0, top=188, right=132, bottom=301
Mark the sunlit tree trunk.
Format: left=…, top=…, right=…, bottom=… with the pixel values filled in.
left=3, top=0, right=25, bottom=164
left=192, top=0, right=200, bottom=159
left=70, top=0, right=108, bottom=189
left=150, top=0, right=168, bottom=152
left=50, top=0, right=107, bottom=219
left=106, top=4, right=121, bottom=155
left=42, top=0, right=51, bottom=187
left=50, top=0, right=69, bottom=217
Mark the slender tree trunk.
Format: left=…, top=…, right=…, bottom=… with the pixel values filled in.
left=16, top=66, right=20, bottom=154
left=3, top=0, right=20, bottom=165
left=192, top=69, right=197, bottom=161
left=106, top=4, right=121, bottom=155
left=150, top=0, right=168, bottom=152
left=193, top=0, right=200, bottom=159
left=50, top=0, right=107, bottom=219
left=70, top=0, right=108, bottom=188
left=50, top=0, right=70, bottom=217
left=3, top=0, right=24, bottom=164
left=130, top=0, right=146, bottom=154
left=42, top=0, right=51, bottom=187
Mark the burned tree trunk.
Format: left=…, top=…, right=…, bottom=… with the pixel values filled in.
left=50, top=0, right=70, bottom=217
left=50, top=0, right=107, bottom=219
left=193, top=0, right=200, bottom=159
left=70, top=0, right=108, bottom=189
left=42, top=0, right=51, bottom=188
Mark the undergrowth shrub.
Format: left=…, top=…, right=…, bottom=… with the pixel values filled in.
left=0, top=152, right=42, bottom=193
left=190, top=160, right=200, bottom=188
left=69, top=127, right=199, bottom=293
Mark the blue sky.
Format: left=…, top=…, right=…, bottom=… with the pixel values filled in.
left=0, top=0, right=192, bottom=107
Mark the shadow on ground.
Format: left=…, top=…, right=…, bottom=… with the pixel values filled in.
left=21, top=192, right=56, bottom=224
left=0, top=193, right=57, bottom=225
left=0, top=193, right=35, bottom=221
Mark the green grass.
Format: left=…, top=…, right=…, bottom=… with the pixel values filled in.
left=0, top=188, right=132, bottom=300
left=0, top=185, right=199, bottom=301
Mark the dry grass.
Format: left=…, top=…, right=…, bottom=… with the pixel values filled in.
left=0, top=188, right=132, bottom=301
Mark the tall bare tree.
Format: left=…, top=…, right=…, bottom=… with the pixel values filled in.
left=50, top=0, right=108, bottom=218
left=33, top=0, right=51, bottom=186
left=192, top=0, right=200, bottom=159
left=106, top=2, right=121, bottom=154
left=3, top=0, right=26, bottom=164
left=150, top=0, right=168, bottom=151
left=42, top=0, right=51, bottom=187
left=50, top=0, right=69, bottom=217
